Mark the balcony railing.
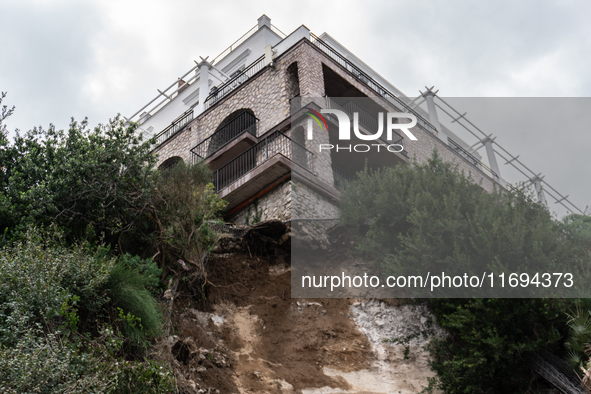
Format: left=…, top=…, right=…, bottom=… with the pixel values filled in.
left=332, top=164, right=355, bottom=191
left=448, top=138, right=499, bottom=179
left=155, top=109, right=193, bottom=145
left=310, top=33, right=438, bottom=136
left=204, top=55, right=267, bottom=110
left=191, top=111, right=258, bottom=161
left=325, top=96, right=406, bottom=153
left=211, top=130, right=314, bottom=192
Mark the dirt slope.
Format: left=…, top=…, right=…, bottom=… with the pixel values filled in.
left=157, top=226, right=439, bottom=394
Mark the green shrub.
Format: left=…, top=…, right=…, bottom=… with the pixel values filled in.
left=0, top=323, right=175, bottom=394
left=427, top=298, right=567, bottom=393
left=0, top=117, right=157, bottom=244
left=149, top=161, right=227, bottom=279
left=339, top=152, right=568, bottom=288
left=116, top=253, right=163, bottom=295
left=105, top=261, right=162, bottom=348
left=0, top=228, right=174, bottom=392
left=0, top=227, right=114, bottom=344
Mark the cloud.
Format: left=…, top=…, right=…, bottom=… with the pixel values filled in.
left=0, top=0, right=105, bottom=131
left=0, top=0, right=588, bottom=215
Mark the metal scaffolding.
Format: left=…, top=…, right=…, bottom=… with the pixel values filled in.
left=417, top=88, right=586, bottom=216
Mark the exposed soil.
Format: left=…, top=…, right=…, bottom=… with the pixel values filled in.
left=155, top=223, right=439, bottom=394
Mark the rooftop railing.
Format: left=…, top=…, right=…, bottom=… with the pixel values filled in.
left=210, top=130, right=314, bottom=192
left=204, top=55, right=267, bottom=110
left=190, top=111, right=258, bottom=161
left=310, top=33, right=438, bottom=136
left=154, top=109, right=193, bottom=146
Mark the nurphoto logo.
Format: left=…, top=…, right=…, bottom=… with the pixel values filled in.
left=304, top=107, right=418, bottom=153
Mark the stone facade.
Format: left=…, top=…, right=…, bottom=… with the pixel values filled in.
left=155, top=40, right=317, bottom=168
left=291, top=180, right=341, bottom=248
left=230, top=180, right=291, bottom=225
left=152, top=38, right=500, bottom=225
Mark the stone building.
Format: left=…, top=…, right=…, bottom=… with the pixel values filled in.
left=129, top=15, right=501, bottom=225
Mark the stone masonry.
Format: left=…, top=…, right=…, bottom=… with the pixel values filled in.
left=152, top=38, right=500, bottom=224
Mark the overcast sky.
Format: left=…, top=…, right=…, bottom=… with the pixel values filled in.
left=1, top=0, right=589, bottom=217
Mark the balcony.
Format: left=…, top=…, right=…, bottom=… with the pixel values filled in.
left=212, top=130, right=314, bottom=209
left=191, top=110, right=258, bottom=169
left=154, top=109, right=193, bottom=145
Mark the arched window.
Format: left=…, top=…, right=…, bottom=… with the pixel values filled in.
left=207, top=109, right=257, bottom=157
left=158, top=156, right=183, bottom=172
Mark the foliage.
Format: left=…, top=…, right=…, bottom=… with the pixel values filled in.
left=427, top=298, right=567, bottom=394
left=245, top=198, right=262, bottom=225
left=0, top=114, right=156, bottom=243
left=339, top=152, right=591, bottom=392
left=116, top=253, right=163, bottom=295
left=0, top=323, right=175, bottom=394
left=339, top=152, right=572, bottom=284
left=106, top=261, right=162, bottom=348
left=148, top=161, right=227, bottom=280
left=0, top=95, right=228, bottom=280
left=563, top=299, right=591, bottom=373
left=0, top=227, right=114, bottom=344
left=0, top=227, right=174, bottom=392
left=0, top=93, right=233, bottom=391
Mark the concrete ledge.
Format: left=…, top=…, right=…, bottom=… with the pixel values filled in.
left=205, top=132, right=258, bottom=171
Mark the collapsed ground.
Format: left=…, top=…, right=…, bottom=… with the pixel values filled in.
left=154, top=221, right=440, bottom=394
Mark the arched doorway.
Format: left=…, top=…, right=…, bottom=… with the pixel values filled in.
left=207, top=109, right=257, bottom=157
left=158, top=156, right=183, bottom=172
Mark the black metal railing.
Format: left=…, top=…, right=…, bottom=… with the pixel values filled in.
left=331, top=164, right=355, bottom=191
left=310, top=33, right=438, bottom=136
left=326, top=97, right=406, bottom=151
left=204, top=55, right=267, bottom=109
left=155, top=109, right=193, bottom=145
left=191, top=111, right=258, bottom=161
left=211, top=131, right=314, bottom=192
left=448, top=138, right=499, bottom=179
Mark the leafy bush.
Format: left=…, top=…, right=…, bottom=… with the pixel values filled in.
left=0, top=115, right=156, bottom=243
left=148, top=161, right=227, bottom=279
left=0, top=228, right=174, bottom=392
left=106, top=260, right=162, bottom=349
left=0, top=227, right=114, bottom=344
left=339, top=152, right=569, bottom=286
left=0, top=323, right=175, bottom=394
left=427, top=298, right=567, bottom=394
